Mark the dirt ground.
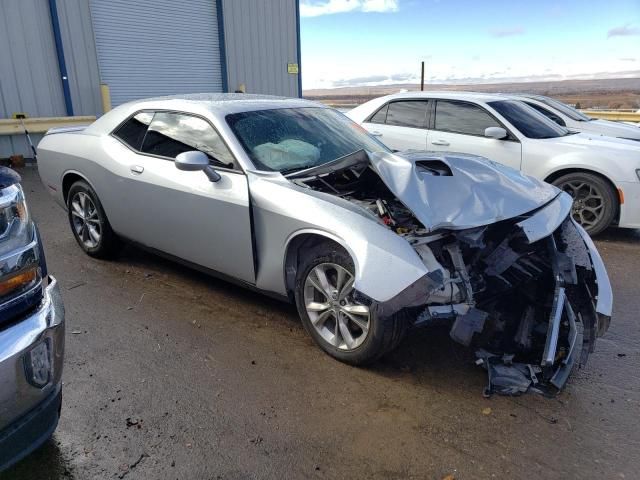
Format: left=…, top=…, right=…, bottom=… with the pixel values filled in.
left=2, top=168, right=639, bottom=479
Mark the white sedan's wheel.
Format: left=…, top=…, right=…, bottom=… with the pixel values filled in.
left=552, top=172, right=617, bottom=236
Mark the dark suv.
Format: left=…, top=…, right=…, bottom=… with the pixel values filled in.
left=0, top=167, right=65, bottom=471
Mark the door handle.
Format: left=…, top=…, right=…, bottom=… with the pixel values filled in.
left=431, top=139, right=449, bottom=146
left=130, top=165, right=144, bottom=174
left=370, top=131, right=383, bottom=137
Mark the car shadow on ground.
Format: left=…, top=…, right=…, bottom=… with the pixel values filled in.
left=596, top=227, right=640, bottom=244
left=0, top=438, right=74, bottom=480
left=114, top=243, right=486, bottom=391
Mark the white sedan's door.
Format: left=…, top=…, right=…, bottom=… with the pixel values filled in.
left=428, top=99, right=522, bottom=171
left=360, top=100, right=429, bottom=151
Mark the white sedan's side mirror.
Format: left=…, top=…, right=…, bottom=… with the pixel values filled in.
left=484, top=127, right=508, bottom=140
left=175, top=151, right=221, bottom=182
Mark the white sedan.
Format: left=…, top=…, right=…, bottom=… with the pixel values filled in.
left=347, top=92, right=640, bottom=235
left=508, top=94, right=640, bottom=141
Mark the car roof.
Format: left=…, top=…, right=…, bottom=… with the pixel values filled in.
left=129, top=93, right=321, bottom=114
left=85, top=93, right=325, bottom=135
left=376, top=91, right=508, bottom=103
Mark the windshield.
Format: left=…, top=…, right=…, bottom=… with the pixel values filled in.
left=488, top=100, right=571, bottom=139
left=226, top=107, right=389, bottom=172
left=537, top=97, right=592, bottom=122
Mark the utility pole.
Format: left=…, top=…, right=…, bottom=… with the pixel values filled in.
left=420, top=61, right=425, bottom=91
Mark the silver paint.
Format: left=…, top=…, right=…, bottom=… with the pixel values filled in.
left=36, top=94, right=612, bottom=308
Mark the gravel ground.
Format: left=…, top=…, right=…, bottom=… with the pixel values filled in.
left=2, top=168, right=639, bottom=479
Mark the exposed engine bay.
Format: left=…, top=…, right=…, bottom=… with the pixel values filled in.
left=290, top=151, right=608, bottom=396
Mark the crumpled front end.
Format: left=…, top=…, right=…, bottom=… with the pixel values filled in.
left=291, top=150, right=611, bottom=395
left=369, top=192, right=611, bottom=396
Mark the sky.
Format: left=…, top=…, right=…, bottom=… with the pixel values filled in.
left=299, top=0, right=640, bottom=90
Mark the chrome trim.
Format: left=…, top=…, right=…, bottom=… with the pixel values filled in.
left=0, top=276, right=64, bottom=432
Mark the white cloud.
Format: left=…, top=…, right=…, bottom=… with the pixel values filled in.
left=300, top=0, right=399, bottom=17
left=607, top=23, right=640, bottom=38
left=489, top=26, right=525, bottom=38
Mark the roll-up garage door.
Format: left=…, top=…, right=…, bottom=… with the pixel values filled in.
left=90, top=0, right=224, bottom=107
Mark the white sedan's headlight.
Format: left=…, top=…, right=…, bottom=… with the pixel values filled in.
left=636, top=169, right=640, bottom=182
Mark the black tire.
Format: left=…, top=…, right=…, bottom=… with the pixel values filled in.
left=294, top=242, right=408, bottom=365
left=66, top=180, right=120, bottom=258
left=552, top=172, right=617, bottom=236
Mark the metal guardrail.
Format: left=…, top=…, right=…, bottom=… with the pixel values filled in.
left=0, top=116, right=96, bottom=135
left=582, top=110, right=640, bottom=123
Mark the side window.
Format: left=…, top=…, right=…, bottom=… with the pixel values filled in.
left=368, top=104, right=388, bottom=124
left=525, top=102, right=566, bottom=126
left=435, top=100, right=501, bottom=136
left=385, top=101, right=428, bottom=128
left=113, top=112, right=153, bottom=150
left=141, top=112, right=237, bottom=169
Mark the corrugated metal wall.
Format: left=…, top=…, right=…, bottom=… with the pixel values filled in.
left=90, top=0, right=224, bottom=107
left=57, top=0, right=102, bottom=116
left=0, top=0, right=65, bottom=157
left=0, top=0, right=102, bottom=158
left=1, top=0, right=301, bottom=157
left=222, top=0, right=300, bottom=98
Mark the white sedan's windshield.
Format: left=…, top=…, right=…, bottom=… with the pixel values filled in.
left=489, top=100, right=572, bottom=139
left=226, top=107, right=389, bottom=172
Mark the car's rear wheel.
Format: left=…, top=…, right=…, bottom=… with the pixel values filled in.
left=552, top=172, right=617, bottom=236
left=294, top=242, right=408, bottom=365
left=67, top=180, right=120, bottom=258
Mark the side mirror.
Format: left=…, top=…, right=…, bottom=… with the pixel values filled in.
left=175, top=151, right=221, bottom=182
left=484, top=127, right=508, bottom=140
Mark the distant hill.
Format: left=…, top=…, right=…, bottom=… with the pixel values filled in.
left=304, top=77, right=640, bottom=109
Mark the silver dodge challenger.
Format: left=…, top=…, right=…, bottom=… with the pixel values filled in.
left=37, top=94, right=612, bottom=395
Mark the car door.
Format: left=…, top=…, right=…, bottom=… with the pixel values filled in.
left=109, top=110, right=255, bottom=283
left=361, top=100, right=429, bottom=151
left=428, top=99, right=522, bottom=171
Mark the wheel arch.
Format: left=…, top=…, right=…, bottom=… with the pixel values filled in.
left=283, top=230, right=355, bottom=301
left=61, top=170, right=97, bottom=205
left=544, top=167, right=621, bottom=221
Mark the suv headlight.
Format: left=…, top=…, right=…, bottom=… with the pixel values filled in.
left=0, top=184, right=39, bottom=303
left=0, top=184, right=33, bottom=255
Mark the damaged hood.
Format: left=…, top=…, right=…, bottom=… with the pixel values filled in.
left=369, top=151, right=560, bottom=231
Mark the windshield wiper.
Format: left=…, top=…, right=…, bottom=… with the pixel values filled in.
left=281, top=164, right=320, bottom=175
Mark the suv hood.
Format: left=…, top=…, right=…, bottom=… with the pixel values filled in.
left=369, top=151, right=560, bottom=231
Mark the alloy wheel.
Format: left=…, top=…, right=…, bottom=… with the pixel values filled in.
left=70, top=191, right=102, bottom=249
left=559, top=180, right=606, bottom=230
left=303, top=262, right=370, bottom=351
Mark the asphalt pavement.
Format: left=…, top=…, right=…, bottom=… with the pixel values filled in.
left=2, top=167, right=639, bottom=479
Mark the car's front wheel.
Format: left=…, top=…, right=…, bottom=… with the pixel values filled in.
left=67, top=180, right=120, bottom=258
left=294, top=242, right=408, bottom=365
left=552, top=172, right=617, bottom=236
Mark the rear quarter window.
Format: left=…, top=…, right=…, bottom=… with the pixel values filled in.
left=112, top=112, right=153, bottom=150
